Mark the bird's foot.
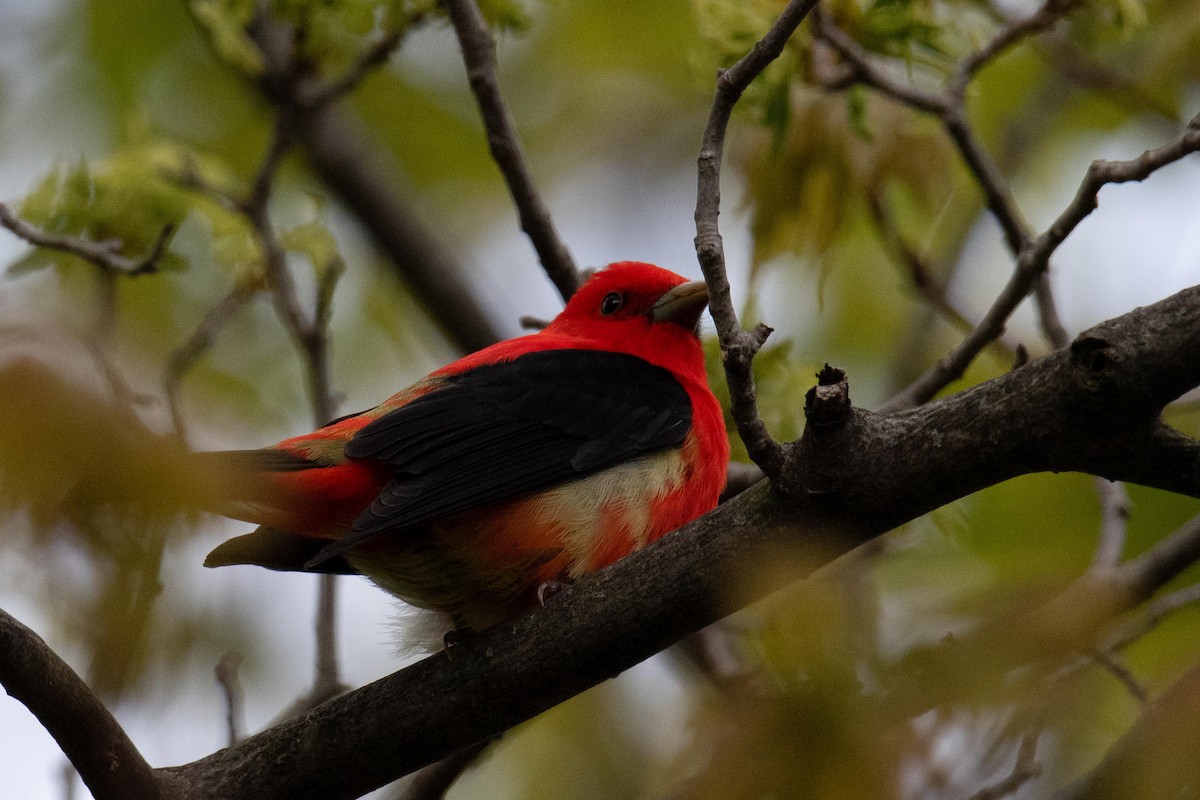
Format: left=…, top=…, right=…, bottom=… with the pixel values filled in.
left=536, top=579, right=571, bottom=606
left=442, top=627, right=475, bottom=660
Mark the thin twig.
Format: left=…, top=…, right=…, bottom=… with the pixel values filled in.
left=86, top=269, right=156, bottom=418
left=238, top=11, right=504, bottom=352
left=812, top=4, right=1118, bottom=410
left=694, top=0, right=819, bottom=477
left=1091, top=479, right=1131, bottom=571
left=865, top=187, right=1011, bottom=345
left=172, top=68, right=351, bottom=709
left=304, top=24, right=412, bottom=109
left=395, top=740, right=492, bottom=800
left=0, top=202, right=173, bottom=276
left=164, top=284, right=257, bottom=437
left=312, top=574, right=346, bottom=702
left=1052, top=661, right=1200, bottom=800
left=950, top=0, right=1081, bottom=98
left=966, top=727, right=1042, bottom=800
left=880, top=111, right=1200, bottom=411
left=444, top=0, right=579, bottom=302
left=1090, top=650, right=1150, bottom=706
left=722, top=461, right=766, bottom=501
left=1111, top=511, right=1200, bottom=603
left=59, top=762, right=77, bottom=800
left=241, top=108, right=347, bottom=698
left=810, top=8, right=948, bottom=115
left=1102, top=582, right=1200, bottom=654
left=215, top=651, right=246, bottom=746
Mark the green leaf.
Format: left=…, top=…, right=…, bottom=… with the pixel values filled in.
left=190, top=0, right=264, bottom=74
left=280, top=219, right=345, bottom=282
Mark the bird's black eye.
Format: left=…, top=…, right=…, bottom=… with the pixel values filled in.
left=600, top=292, right=624, bottom=315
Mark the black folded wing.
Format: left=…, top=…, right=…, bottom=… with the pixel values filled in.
left=306, top=349, right=692, bottom=566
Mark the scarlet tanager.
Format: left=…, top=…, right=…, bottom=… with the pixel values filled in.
left=204, top=262, right=729, bottom=634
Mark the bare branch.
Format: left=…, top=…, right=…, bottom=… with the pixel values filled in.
left=296, top=103, right=504, bottom=351
left=0, top=609, right=160, bottom=800
left=0, top=202, right=173, bottom=276
left=1090, top=650, right=1150, bottom=706
left=967, top=728, right=1042, bottom=800
left=162, top=280, right=1200, bottom=800
left=694, top=0, right=819, bottom=477
left=394, top=741, right=492, bottom=800
left=235, top=8, right=503, bottom=352
left=865, top=188, right=1009, bottom=345
left=215, top=651, right=246, bottom=746
left=950, top=0, right=1081, bottom=97
left=810, top=8, right=948, bottom=114
left=164, top=285, right=257, bottom=437
left=722, top=461, right=766, bottom=501
left=1091, top=479, right=1131, bottom=571
left=1113, top=510, right=1200, bottom=602
left=881, top=113, right=1200, bottom=411
left=1103, top=581, right=1200, bottom=654
left=313, top=574, right=349, bottom=703
left=304, top=24, right=413, bottom=109
left=814, top=6, right=1153, bottom=409
left=444, top=0, right=579, bottom=301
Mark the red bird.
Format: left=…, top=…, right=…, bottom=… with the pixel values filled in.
left=204, top=262, right=729, bottom=634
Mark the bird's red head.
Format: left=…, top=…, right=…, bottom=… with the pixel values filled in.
left=544, top=262, right=711, bottom=359
left=441, top=262, right=712, bottom=379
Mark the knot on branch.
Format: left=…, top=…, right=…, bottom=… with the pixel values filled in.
left=722, top=326, right=772, bottom=368
left=804, top=364, right=851, bottom=431
left=1070, top=334, right=1118, bottom=391
left=694, top=231, right=724, bottom=265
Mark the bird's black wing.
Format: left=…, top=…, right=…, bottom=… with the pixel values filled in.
left=305, top=349, right=692, bottom=567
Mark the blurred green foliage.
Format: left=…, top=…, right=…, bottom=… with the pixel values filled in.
left=1, top=0, right=1199, bottom=797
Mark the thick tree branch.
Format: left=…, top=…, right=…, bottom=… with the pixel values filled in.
left=294, top=104, right=504, bottom=351
left=160, top=281, right=1200, bottom=800
left=244, top=11, right=505, bottom=353
left=0, top=609, right=161, bottom=800
left=694, top=0, right=819, bottom=478
left=444, top=0, right=580, bottom=302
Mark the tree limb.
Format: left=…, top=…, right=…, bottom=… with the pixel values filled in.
left=0, top=202, right=173, bottom=276
left=693, top=0, right=820, bottom=478
left=159, top=280, right=1200, bottom=800
left=444, top=0, right=580, bottom=302
left=880, top=110, right=1200, bottom=411
left=0, top=609, right=162, bottom=800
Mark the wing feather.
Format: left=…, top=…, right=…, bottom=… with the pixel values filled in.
left=307, top=349, right=692, bottom=566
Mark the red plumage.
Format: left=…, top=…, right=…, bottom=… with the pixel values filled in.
left=204, top=262, right=729, bottom=634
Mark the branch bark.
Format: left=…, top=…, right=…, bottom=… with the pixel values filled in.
left=444, top=0, right=580, bottom=302
left=0, top=202, right=173, bottom=276
left=157, top=280, right=1200, bottom=799
left=694, top=0, right=820, bottom=478
left=0, top=609, right=161, bottom=800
